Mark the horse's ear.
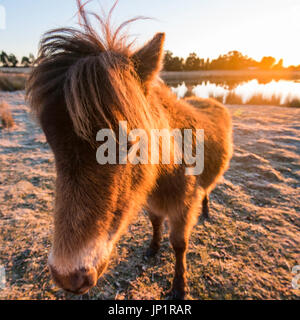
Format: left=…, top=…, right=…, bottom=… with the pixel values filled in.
left=132, top=33, right=165, bottom=89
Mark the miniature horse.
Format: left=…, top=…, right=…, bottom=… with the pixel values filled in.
left=27, top=1, right=232, bottom=299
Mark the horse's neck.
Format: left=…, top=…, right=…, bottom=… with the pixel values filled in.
left=150, top=82, right=178, bottom=124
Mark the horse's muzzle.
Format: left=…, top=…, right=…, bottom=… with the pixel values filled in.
left=49, top=265, right=98, bottom=295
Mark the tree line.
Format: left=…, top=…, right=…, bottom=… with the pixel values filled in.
left=1, top=49, right=300, bottom=71
left=163, top=50, right=300, bottom=71
left=0, top=51, right=35, bottom=67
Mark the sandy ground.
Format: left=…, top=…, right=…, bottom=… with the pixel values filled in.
left=0, top=91, right=299, bottom=300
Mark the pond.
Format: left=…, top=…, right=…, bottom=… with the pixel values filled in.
left=169, top=79, right=300, bottom=107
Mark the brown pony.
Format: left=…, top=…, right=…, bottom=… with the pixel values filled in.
left=26, top=1, right=232, bottom=299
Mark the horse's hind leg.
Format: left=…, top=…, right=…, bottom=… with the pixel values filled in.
left=202, top=193, right=210, bottom=220
left=168, top=206, right=198, bottom=300
left=146, top=211, right=164, bottom=257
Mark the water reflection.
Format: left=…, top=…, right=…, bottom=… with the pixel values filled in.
left=170, top=79, right=300, bottom=107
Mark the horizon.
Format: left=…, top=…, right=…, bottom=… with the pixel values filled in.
left=0, top=0, right=300, bottom=67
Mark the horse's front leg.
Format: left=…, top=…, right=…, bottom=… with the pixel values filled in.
left=168, top=207, right=197, bottom=300
left=146, top=211, right=164, bottom=257
left=169, top=226, right=188, bottom=299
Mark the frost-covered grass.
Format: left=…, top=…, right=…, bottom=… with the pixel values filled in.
left=0, top=74, right=27, bottom=92
left=0, top=92, right=299, bottom=300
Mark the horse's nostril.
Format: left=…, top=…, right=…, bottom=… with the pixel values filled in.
left=69, top=271, right=85, bottom=292
left=69, top=268, right=97, bottom=293
left=67, top=268, right=98, bottom=294
left=49, top=265, right=98, bottom=295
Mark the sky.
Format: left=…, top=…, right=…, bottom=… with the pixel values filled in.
left=0, top=0, right=300, bottom=67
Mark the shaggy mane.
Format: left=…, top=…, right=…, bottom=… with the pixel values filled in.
left=26, top=0, right=154, bottom=144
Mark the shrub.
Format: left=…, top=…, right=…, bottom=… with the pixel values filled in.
left=0, top=74, right=27, bottom=91
left=0, top=101, right=15, bottom=129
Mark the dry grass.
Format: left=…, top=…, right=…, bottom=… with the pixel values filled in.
left=0, top=92, right=299, bottom=300
left=216, top=93, right=300, bottom=108
left=161, top=70, right=300, bottom=82
left=0, top=101, right=15, bottom=129
left=0, top=73, right=28, bottom=92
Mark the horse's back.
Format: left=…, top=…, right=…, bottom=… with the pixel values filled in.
left=183, top=96, right=233, bottom=190
left=184, top=96, right=231, bottom=129
left=147, top=94, right=233, bottom=217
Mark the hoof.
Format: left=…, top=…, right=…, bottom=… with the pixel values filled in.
left=198, top=214, right=211, bottom=225
left=145, top=246, right=159, bottom=258
left=203, top=212, right=210, bottom=221
left=167, top=288, right=186, bottom=300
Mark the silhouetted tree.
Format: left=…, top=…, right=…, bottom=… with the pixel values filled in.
left=184, top=52, right=204, bottom=71
left=21, top=56, right=31, bottom=67
left=273, top=58, right=284, bottom=70
left=21, top=53, right=35, bottom=67
left=7, top=54, right=18, bottom=67
left=205, top=58, right=211, bottom=70
left=164, top=50, right=184, bottom=71
left=0, top=51, right=9, bottom=67
left=209, top=51, right=258, bottom=70
left=259, top=56, right=276, bottom=70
